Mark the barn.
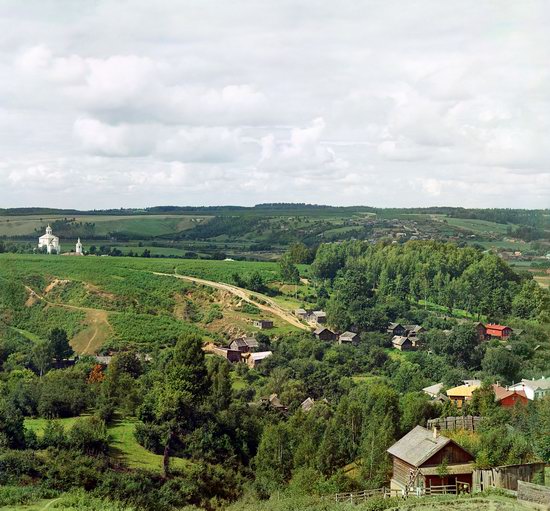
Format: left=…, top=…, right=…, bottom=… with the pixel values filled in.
left=387, top=426, right=475, bottom=493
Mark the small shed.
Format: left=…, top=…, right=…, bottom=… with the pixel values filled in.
left=314, top=327, right=337, bottom=341
left=404, top=324, right=425, bottom=337
left=338, top=331, right=358, bottom=344
left=253, top=319, right=273, bottom=330
left=294, top=308, right=308, bottom=319
left=203, top=343, right=242, bottom=363
left=388, top=426, right=475, bottom=492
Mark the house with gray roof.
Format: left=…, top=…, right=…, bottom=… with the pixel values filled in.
left=387, top=426, right=475, bottom=493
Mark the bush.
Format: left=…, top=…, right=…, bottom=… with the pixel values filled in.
left=0, top=450, right=43, bottom=484
left=0, top=485, right=58, bottom=507
left=67, top=416, right=110, bottom=455
left=134, top=422, right=167, bottom=454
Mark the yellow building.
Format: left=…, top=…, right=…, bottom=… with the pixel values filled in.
left=446, top=382, right=481, bottom=408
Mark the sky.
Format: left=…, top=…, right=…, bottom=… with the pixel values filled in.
left=1, top=1, right=549, bottom=209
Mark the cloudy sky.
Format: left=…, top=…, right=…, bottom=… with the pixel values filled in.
left=1, top=1, right=549, bottom=209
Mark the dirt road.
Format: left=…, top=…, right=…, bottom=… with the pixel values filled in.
left=153, top=272, right=309, bottom=331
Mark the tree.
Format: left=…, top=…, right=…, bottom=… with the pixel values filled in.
left=482, top=347, right=521, bottom=385
left=278, top=254, right=300, bottom=284
left=288, top=242, right=313, bottom=264
left=48, top=328, right=73, bottom=365
left=0, top=399, right=25, bottom=448
left=32, top=340, right=53, bottom=377
left=144, top=334, right=210, bottom=477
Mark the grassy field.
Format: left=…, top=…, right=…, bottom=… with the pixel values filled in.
left=0, top=214, right=211, bottom=237
left=24, top=416, right=189, bottom=472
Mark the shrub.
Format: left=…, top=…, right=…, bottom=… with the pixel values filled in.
left=67, top=416, right=110, bottom=455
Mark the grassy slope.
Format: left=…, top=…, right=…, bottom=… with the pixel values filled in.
left=0, top=214, right=211, bottom=237
left=24, top=417, right=189, bottom=472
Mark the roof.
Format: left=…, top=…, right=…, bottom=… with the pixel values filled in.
left=312, top=310, right=326, bottom=317
left=423, top=383, right=444, bottom=396
left=314, top=327, right=333, bottom=335
left=387, top=426, right=452, bottom=467
left=232, top=337, right=259, bottom=348
left=485, top=324, right=512, bottom=331
left=295, top=308, right=307, bottom=314
left=392, top=335, right=412, bottom=346
left=446, top=383, right=480, bottom=398
left=492, top=384, right=527, bottom=402
left=405, top=324, right=424, bottom=333
left=520, top=378, right=550, bottom=391
left=388, top=322, right=403, bottom=330
left=249, top=351, right=272, bottom=361
left=301, top=397, right=315, bottom=412
left=339, top=331, right=357, bottom=340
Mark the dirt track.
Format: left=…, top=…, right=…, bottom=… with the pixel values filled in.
left=153, top=272, right=309, bottom=331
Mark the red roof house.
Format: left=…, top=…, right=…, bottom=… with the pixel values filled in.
left=492, top=384, right=528, bottom=408
left=485, top=324, right=513, bottom=339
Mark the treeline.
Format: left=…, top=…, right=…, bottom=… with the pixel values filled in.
left=311, top=241, right=550, bottom=326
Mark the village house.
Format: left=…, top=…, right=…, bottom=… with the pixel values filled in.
left=446, top=381, right=481, bottom=408
left=203, top=343, right=242, bottom=363
left=259, top=393, right=288, bottom=413
left=404, top=324, right=426, bottom=337
left=392, top=335, right=422, bottom=351
left=509, top=377, right=550, bottom=400
left=301, top=397, right=315, bottom=412
left=244, top=350, right=272, bottom=369
left=294, top=308, right=308, bottom=319
left=485, top=324, right=513, bottom=339
left=388, top=426, right=475, bottom=493
left=314, top=327, right=337, bottom=341
left=474, top=322, right=487, bottom=341
left=422, top=383, right=444, bottom=399
left=338, top=331, right=358, bottom=345
left=387, top=322, right=407, bottom=336
left=229, top=336, right=259, bottom=353
left=253, top=319, right=273, bottom=330
left=492, top=384, right=528, bottom=408
left=306, top=310, right=327, bottom=325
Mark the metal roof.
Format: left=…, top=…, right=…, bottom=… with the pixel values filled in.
left=387, top=426, right=451, bottom=467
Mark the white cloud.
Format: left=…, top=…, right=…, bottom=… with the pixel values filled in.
left=1, top=1, right=550, bottom=208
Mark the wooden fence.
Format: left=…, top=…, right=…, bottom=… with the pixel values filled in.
left=517, top=480, right=550, bottom=509
left=334, top=483, right=470, bottom=503
left=473, top=462, right=546, bottom=492
left=427, top=415, right=481, bottom=432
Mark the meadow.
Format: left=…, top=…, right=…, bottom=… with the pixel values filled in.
left=0, top=214, right=211, bottom=237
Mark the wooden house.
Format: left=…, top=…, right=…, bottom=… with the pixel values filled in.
left=387, top=426, right=475, bottom=493
left=203, top=343, right=242, bottom=363
left=229, top=336, right=259, bottom=353
left=253, top=319, right=273, bottom=330
left=294, top=308, right=308, bottom=319
left=492, top=384, right=528, bottom=408
left=387, top=322, right=407, bottom=336
left=392, top=335, right=415, bottom=351
left=446, top=382, right=480, bottom=408
left=474, top=322, right=487, bottom=341
left=338, top=331, right=358, bottom=345
left=485, top=324, right=513, bottom=339
left=314, top=327, right=337, bottom=341
left=404, top=325, right=426, bottom=337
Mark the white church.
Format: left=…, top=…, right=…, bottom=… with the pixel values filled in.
left=38, top=225, right=84, bottom=255
left=38, top=225, right=61, bottom=254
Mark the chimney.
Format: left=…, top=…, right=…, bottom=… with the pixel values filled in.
left=433, top=425, right=439, bottom=439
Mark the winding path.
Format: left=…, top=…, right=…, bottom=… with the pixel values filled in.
left=153, top=271, right=309, bottom=331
